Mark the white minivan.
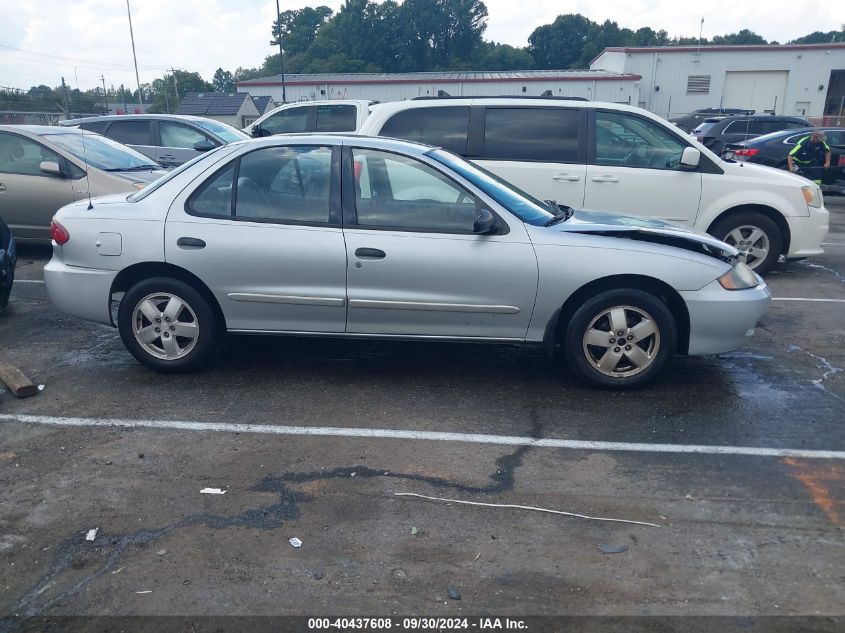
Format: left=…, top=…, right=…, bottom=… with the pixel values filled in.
left=243, top=99, right=372, bottom=138
left=360, top=98, right=829, bottom=274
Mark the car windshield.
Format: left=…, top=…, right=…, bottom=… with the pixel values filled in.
left=127, top=145, right=229, bottom=202
left=45, top=132, right=159, bottom=171
left=429, top=149, right=556, bottom=226
left=193, top=119, right=249, bottom=143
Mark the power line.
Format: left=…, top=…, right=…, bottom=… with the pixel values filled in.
left=0, top=44, right=195, bottom=73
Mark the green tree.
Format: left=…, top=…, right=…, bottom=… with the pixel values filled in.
left=712, top=29, right=767, bottom=45
left=212, top=68, right=235, bottom=92
left=147, top=70, right=212, bottom=114
left=789, top=26, right=844, bottom=44
left=476, top=42, right=533, bottom=70
left=272, top=6, right=333, bottom=57
left=528, top=14, right=594, bottom=69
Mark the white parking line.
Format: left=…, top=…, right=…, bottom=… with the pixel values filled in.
left=1, top=413, right=843, bottom=460
left=13, top=279, right=45, bottom=284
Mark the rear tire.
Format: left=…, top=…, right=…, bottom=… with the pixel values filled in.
left=710, top=211, right=783, bottom=275
left=118, top=277, right=219, bottom=373
left=563, top=288, right=677, bottom=389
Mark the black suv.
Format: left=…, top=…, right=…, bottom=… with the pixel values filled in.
left=696, top=114, right=809, bottom=156
left=670, top=108, right=753, bottom=133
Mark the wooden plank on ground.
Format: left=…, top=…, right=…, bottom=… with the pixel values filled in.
left=0, top=362, right=38, bottom=398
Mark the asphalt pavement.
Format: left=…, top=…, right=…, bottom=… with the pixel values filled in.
left=0, top=200, right=843, bottom=627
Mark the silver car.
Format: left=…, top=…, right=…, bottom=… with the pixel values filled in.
left=0, top=125, right=166, bottom=242
left=60, top=114, right=248, bottom=168
left=44, top=135, right=771, bottom=388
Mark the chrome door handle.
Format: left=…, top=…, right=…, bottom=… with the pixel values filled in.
left=158, top=155, right=176, bottom=160
left=552, top=173, right=581, bottom=181
left=591, top=175, right=619, bottom=183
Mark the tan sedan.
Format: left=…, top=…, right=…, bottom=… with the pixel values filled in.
left=0, top=125, right=167, bottom=242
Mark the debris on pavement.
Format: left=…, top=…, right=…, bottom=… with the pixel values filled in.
left=447, top=586, right=461, bottom=600
left=598, top=544, right=628, bottom=554
left=0, top=361, right=38, bottom=398
left=111, top=567, right=124, bottom=575
left=410, top=526, right=418, bottom=535
left=38, top=384, right=45, bottom=391
left=135, top=590, right=152, bottom=594
left=85, top=528, right=98, bottom=542
left=394, top=492, right=662, bottom=528
left=289, top=537, right=302, bottom=548
left=199, top=488, right=226, bottom=495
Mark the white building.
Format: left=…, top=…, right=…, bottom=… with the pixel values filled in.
left=590, top=43, right=845, bottom=119
left=237, top=69, right=642, bottom=105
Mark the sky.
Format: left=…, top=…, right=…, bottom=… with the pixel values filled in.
left=0, top=0, right=842, bottom=92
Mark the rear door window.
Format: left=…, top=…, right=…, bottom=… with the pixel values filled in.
left=106, top=120, right=152, bottom=145
left=481, top=107, right=580, bottom=163
left=235, top=146, right=332, bottom=223
left=315, top=105, right=357, bottom=132
left=379, top=107, right=470, bottom=155
left=259, top=106, right=312, bottom=135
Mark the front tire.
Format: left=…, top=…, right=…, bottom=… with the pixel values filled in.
left=118, top=277, right=219, bottom=373
left=564, top=288, right=677, bottom=389
left=710, top=211, right=782, bottom=275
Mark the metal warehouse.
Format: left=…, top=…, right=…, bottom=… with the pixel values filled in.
left=590, top=43, right=845, bottom=120
left=237, top=69, right=642, bottom=105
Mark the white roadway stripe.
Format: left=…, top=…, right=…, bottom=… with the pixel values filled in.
left=772, top=297, right=845, bottom=303
left=1, top=414, right=843, bottom=460
left=13, top=279, right=45, bottom=284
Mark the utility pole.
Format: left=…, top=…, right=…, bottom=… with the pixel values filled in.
left=126, top=0, right=143, bottom=112
left=697, top=16, right=704, bottom=54
left=100, top=75, right=108, bottom=112
left=274, top=0, right=287, bottom=103
left=60, top=76, right=70, bottom=115
left=171, top=67, right=179, bottom=105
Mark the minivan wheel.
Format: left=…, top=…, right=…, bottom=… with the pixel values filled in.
left=710, top=211, right=783, bottom=275
left=564, top=288, right=677, bottom=389
left=118, top=277, right=219, bottom=373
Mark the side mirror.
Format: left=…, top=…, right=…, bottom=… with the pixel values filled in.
left=193, top=140, right=216, bottom=152
left=680, top=147, right=701, bottom=168
left=40, top=161, right=63, bottom=177
left=251, top=127, right=265, bottom=138
left=473, top=208, right=498, bottom=235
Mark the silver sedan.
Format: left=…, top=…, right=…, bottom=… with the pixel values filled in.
left=44, top=135, right=771, bottom=388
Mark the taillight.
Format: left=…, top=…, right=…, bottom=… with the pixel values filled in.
left=839, top=156, right=845, bottom=166
left=733, top=148, right=759, bottom=158
left=50, top=218, right=70, bottom=245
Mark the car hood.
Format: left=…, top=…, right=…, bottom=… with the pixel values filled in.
left=719, top=159, right=809, bottom=185
left=551, top=209, right=740, bottom=264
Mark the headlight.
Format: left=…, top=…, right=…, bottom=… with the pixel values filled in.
left=133, top=182, right=146, bottom=191
left=802, top=185, right=821, bottom=208
left=718, top=262, right=759, bottom=290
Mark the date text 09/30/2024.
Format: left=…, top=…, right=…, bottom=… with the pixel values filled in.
left=308, top=617, right=528, bottom=630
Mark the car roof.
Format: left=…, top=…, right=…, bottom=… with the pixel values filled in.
left=744, top=127, right=844, bottom=145
left=59, top=113, right=223, bottom=126
left=0, top=124, right=91, bottom=136
left=225, top=132, right=440, bottom=155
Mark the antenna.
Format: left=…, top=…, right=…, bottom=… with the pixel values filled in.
left=73, top=67, right=94, bottom=210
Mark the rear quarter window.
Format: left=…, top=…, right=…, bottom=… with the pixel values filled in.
left=379, top=107, right=470, bottom=155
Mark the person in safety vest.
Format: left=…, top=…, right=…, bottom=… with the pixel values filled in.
left=787, top=129, right=831, bottom=175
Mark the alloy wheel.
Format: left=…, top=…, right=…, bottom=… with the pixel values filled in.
left=132, top=292, right=199, bottom=360
left=582, top=305, right=661, bottom=378
left=722, top=225, right=770, bottom=270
